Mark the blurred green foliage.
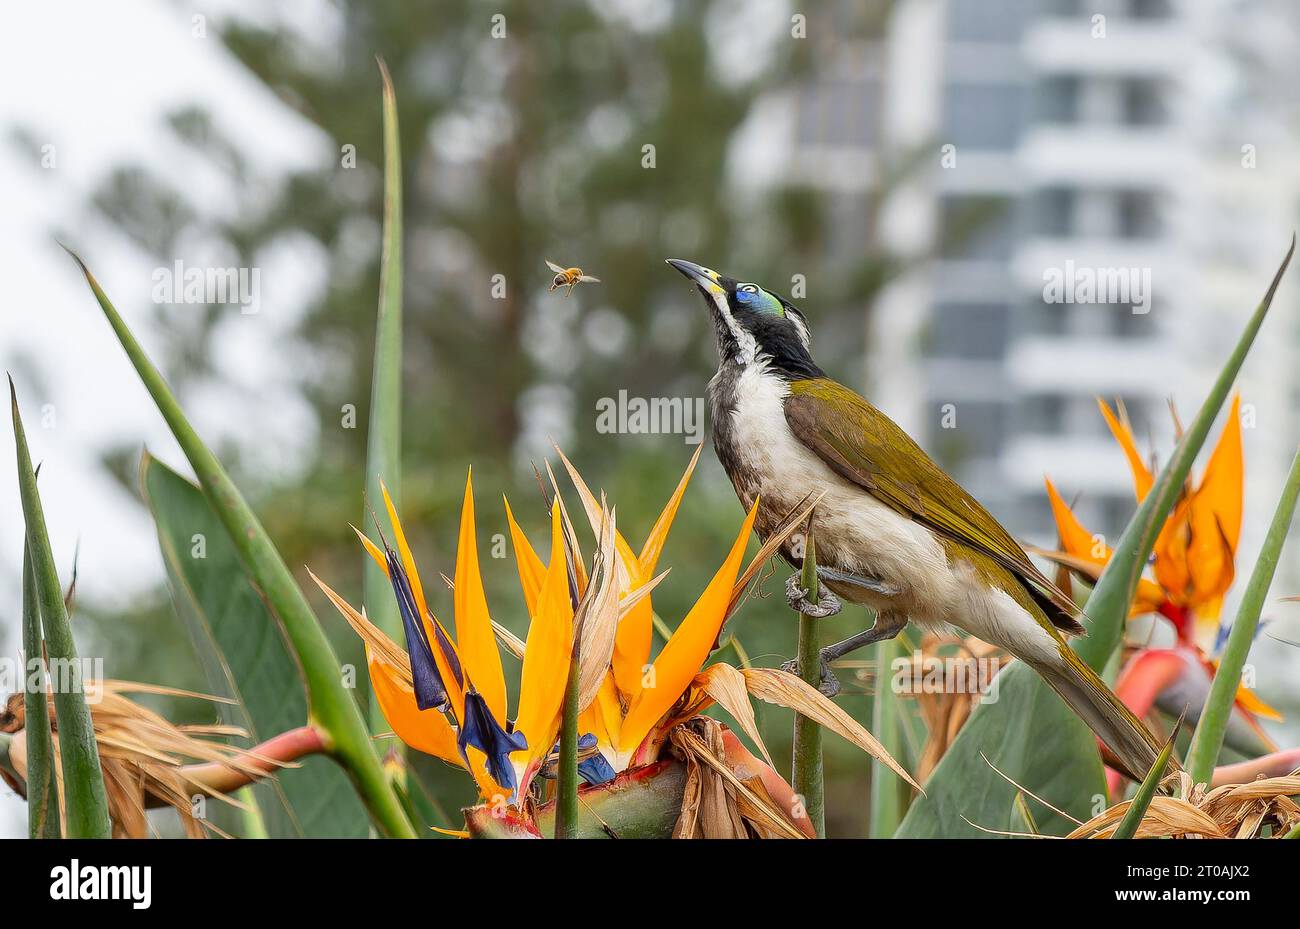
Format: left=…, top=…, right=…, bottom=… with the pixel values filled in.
left=77, top=0, right=909, bottom=836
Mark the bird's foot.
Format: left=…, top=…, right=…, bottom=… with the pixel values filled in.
left=814, top=565, right=902, bottom=598
left=779, top=653, right=841, bottom=697
left=785, top=573, right=841, bottom=618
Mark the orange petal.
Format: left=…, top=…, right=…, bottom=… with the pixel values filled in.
left=612, top=448, right=703, bottom=701
left=1196, top=393, right=1244, bottom=553
left=1152, top=496, right=1192, bottom=606
left=367, top=650, right=463, bottom=766
left=1133, top=578, right=1168, bottom=615
left=353, top=524, right=389, bottom=576
left=504, top=496, right=547, bottom=616
left=1234, top=681, right=1284, bottom=722
left=453, top=470, right=508, bottom=722
left=1044, top=478, right=1110, bottom=564
left=638, top=445, right=701, bottom=575
left=612, top=597, right=655, bottom=701
left=512, top=504, right=575, bottom=778
left=1098, top=399, right=1154, bottom=502
left=578, top=671, right=622, bottom=754
left=618, top=499, right=758, bottom=758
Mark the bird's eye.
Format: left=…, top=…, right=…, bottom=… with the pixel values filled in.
left=739, top=283, right=759, bottom=293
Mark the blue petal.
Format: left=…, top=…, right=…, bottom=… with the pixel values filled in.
left=386, top=550, right=452, bottom=711
left=578, top=741, right=617, bottom=786
left=459, top=690, right=528, bottom=794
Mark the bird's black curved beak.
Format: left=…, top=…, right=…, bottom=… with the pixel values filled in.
left=666, top=258, right=725, bottom=297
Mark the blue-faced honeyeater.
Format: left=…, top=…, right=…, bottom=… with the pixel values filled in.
left=667, top=258, right=1166, bottom=780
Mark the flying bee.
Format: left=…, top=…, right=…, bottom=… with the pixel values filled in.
left=546, top=259, right=600, bottom=295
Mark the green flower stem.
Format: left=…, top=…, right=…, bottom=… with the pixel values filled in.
left=791, top=525, right=825, bottom=837
left=554, top=645, right=581, bottom=839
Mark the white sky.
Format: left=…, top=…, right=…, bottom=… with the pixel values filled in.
left=0, top=0, right=331, bottom=835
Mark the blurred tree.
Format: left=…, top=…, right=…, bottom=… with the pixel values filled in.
left=70, top=0, right=917, bottom=833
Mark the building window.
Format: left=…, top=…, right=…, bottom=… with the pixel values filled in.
left=947, top=0, right=1033, bottom=42
left=1117, top=190, right=1161, bottom=238
left=930, top=303, right=1010, bottom=360
left=1128, top=0, right=1172, bottom=20
left=1122, top=78, right=1166, bottom=126
left=1032, top=187, right=1076, bottom=237
left=943, top=84, right=1026, bottom=150
left=928, top=399, right=1006, bottom=464
left=1034, top=75, right=1080, bottom=125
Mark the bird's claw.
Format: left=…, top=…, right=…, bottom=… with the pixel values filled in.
left=780, top=654, right=841, bottom=697
left=785, top=574, right=841, bottom=618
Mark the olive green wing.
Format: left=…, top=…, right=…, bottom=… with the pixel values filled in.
left=785, top=378, right=1081, bottom=631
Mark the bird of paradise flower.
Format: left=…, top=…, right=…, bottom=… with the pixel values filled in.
left=1036, top=395, right=1281, bottom=760
left=309, top=450, right=915, bottom=829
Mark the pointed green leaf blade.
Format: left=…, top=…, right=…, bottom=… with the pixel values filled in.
left=363, top=58, right=406, bottom=738
left=1186, top=449, right=1300, bottom=784
left=10, top=379, right=110, bottom=838
left=21, top=543, right=60, bottom=838
left=1112, top=724, right=1179, bottom=839
left=63, top=252, right=415, bottom=838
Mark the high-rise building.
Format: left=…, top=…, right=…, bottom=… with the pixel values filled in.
left=770, top=0, right=1299, bottom=595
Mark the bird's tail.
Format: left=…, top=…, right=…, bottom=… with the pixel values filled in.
left=1028, top=645, right=1173, bottom=781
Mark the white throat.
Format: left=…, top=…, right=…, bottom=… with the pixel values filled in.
left=709, top=288, right=757, bottom=366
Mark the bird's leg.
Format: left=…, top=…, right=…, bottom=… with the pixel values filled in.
left=784, top=565, right=900, bottom=619
left=814, top=565, right=902, bottom=597
left=820, top=610, right=908, bottom=664
left=782, top=610, right=908, bottom=697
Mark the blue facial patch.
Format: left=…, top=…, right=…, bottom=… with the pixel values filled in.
left=734, top=283, right=784, bottom=316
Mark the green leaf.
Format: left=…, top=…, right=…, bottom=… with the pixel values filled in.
left=1112, top=724, right=1179, bottom=839
left=142, top=454, right=369, bottom=837
left=9, top=378, right=111, bottom=838
left=1078, top=237, right=1294, bottom=671
left=896, top=662, right=1106, bottom=837
left=1186, top=450, right=1300, bottom=784
left=64, top=250, right=415, bottom=838
left=363, top=58, right=406, bottom=737
left=1011, top=792, right=1040, bottom=836
left=21, top=543, right=60, bottom=838
left=791, top=525, right=825, bottom=837
left=870, top=637, right=907, bottom=838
